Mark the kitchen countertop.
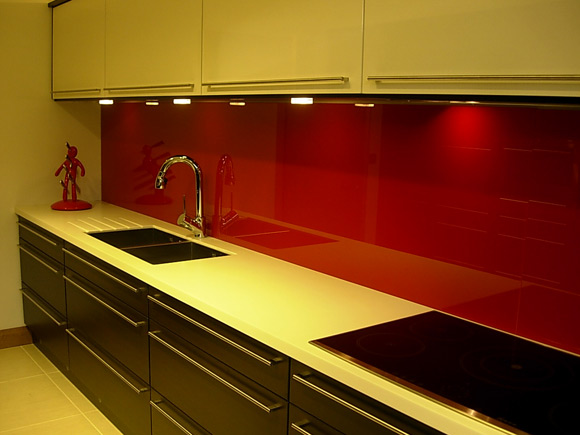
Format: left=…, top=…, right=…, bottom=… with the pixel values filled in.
left=15, top=201, right=511, bottom=435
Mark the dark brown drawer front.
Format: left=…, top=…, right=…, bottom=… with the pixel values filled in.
left=22, top=287, right=68, bottom=371
left=18, top=218, right=64, bottom=263
left=19, top=240, right=65, bottom=316
left=64, top=244, right=148, bottom=314
left=66, top=270, right=149, bottom=382
left=149, top=290, right=289, bottom=398
left=150, top=390, right=210, bottom=435
left=67, top=329, right=150, bottom=435
left=150, top=324, right=288, bottom=435
left=289, top=404, right=343, bottom=435
left=290, top=361, right=443, bottom=435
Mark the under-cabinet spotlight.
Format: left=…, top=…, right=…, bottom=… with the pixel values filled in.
left=173, top=98, right=191, bottom=105
left=98, top=99, right=114, bottom=105
left=145, top=100, right=159, bottom=106
left=291, top=97, right=313, bottom=105
left=355, top=103, right=375, bottom=108
left=229, top=99, right=246, bottom=106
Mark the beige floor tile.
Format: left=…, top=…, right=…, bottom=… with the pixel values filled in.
left=0, top=347, right=43, bottom=382
left=0, top=414, right=100, bottom=435
left=83, top=410, right=123, bottom=435
left=0, top=375, right=81, bottom=432
left=48, top=372, right=96, bottom=413
left=21, top=345, right=58, bottom=374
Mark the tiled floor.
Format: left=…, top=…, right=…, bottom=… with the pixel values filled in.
left=0, top=345, right=122, bottom=434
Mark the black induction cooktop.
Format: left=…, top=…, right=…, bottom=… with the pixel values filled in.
left=311, top=311, right=579, bottom=435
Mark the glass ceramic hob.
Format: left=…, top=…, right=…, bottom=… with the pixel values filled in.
left=311, top=311, right=579, bottom=435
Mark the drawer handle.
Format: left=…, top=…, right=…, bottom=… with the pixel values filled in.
left=18, top=223, right=58, bottom=246
left=20, top=288, right=66, bottom=327
left=149, top=331, right=283, bottom=414
left=150, top=400, right=198, bottom=435
left=64, top=276, right=146, bottom=328
left=290, top=421, right=316, bottom=435
left=292, top=374, right=410, bottom=435
left=148, top=295, right=282, bottom=366
left=66, top=328, right=149, bottom=395
left=63, top=248, right=145, bottom=294
left=18, top=245, right=60, bottom=274
left=203, top=76, right=349, bottom=89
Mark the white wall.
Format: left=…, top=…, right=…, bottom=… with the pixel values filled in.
left=0, top=0, right=101, bottom=330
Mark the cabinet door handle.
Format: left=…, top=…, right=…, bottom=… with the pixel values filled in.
left=105, top=83, right=194, bottom=92
left=148, top=295, right=282, bottom=366
left=18, top=245, right=59, bottom=274
left=292, top=374, right=410, bottom=435
left=65, top=276, right=146, bottom=328
left=63, top=248, right=145, bottom=294
left=149, top=331, right=283, bottom=413
left=67, top=328, right=149, bottom=394
left=150, top=400, right=206, bottom=435
left=20, top=288, right=66, bottom=327
left=367, top=74, right=580, bottom=83
left=290, top=421, right=316, bottom=435
left=18, top=223, right=58, bottom=246
left=203, top=76, right=349, bottom=89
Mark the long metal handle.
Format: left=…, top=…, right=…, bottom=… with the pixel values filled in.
left=52, top=88, right=101, bottom=94
left=18, top=223, right=58, bottom=246
left=67, top=329, right=149, bottom=394
left=148, top=295, right=281, bottom=366
left=149, top=331, right=282, bottom=413
left=204, top=76, right=349, bottom=89
left=368, top=74, right=580, bottom=83
left=20, top=289, right=66, bottom=327
left=64, top=276, right=146, bottom=328
left=63, top=248, right=145, bottom=294
left=292, top=374, right=410, bottom=435
left=105, top=83, right=194, bottom=91
left=290, top=421, right=316, bottom=435
left=150, top=401, right=196, bottom=435
left=18, top=245, right=59, bottom=274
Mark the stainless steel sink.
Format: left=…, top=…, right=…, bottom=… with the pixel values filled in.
left=89, top=228, right=227, bottom=264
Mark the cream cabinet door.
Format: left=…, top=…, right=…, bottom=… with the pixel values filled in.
left=202, top=0, right=364, bottom=95
left=363, top=0, right=580, bottom=97
left=52, top=0, right=105, bottom=99
left=104, top=0, right=202, bottom=97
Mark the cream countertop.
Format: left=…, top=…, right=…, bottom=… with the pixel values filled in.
left=15, top=201, right=512, bottom=435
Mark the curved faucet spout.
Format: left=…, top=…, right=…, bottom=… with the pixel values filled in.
left=155, top=155, right=205, bottom=237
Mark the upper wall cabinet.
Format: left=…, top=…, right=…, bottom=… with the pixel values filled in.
left=105, top=0, right=202, bottom=97
left=363, top=0, right=580, bottom=97
left=52, top=0, right=105, bottom=99
left=202, top=0, right=364, bottom=95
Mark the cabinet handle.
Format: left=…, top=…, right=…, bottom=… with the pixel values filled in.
left=149, top=331, right=283, bottom=413
left=18, top=245, right=59, bottom=274
left=52, top=88, right=101, bottom=94
left=66, top=328, right=149, bottom=394
left=20, top=288, right=66, bottom=327
left=63, top=248, right=145, bottom=294
left=367, top=74, right=580, bottom=83
left=148, top=295, right=282, bottom=366
left=64, top=276, right=146, bottom=328
left=203, top=76, right=349, bottom=89
left=18, top=223, right=58, bottom=247
left=105, top=83, right=194, bottom=92
left=150, top=400, right=199, bottom=435
left=290, top=421, right=316, bottom=435
left=292, top=374, right=410, bottom=435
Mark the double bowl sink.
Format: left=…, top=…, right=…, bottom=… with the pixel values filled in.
left=89, top=228, right=227, bottom=264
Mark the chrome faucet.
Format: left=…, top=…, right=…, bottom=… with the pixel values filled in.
left=155, top=155, right=205, bottom=238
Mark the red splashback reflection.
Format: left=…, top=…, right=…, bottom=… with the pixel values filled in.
left=102, top=101, right=580, bottom=355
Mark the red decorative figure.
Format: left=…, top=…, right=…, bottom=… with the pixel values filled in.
left=51, top=142, right=92, bottom=210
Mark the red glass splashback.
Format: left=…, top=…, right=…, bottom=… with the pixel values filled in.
left=102, top=101, right=580, bottom=355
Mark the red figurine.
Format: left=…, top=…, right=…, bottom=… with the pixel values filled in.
left=51, top=142, right=92, bottom=210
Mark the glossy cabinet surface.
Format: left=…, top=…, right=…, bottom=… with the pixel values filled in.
left=290, top=361, right=443, bottom=435
left=202, top=0, right=364, bottom=95
left=18, top=218, right=67, bottom=371
left=363, top=0, right=580, bottom=96
left=52, top=0, right=104, bottom=99
left=105, top=0, right=202, bottom=97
